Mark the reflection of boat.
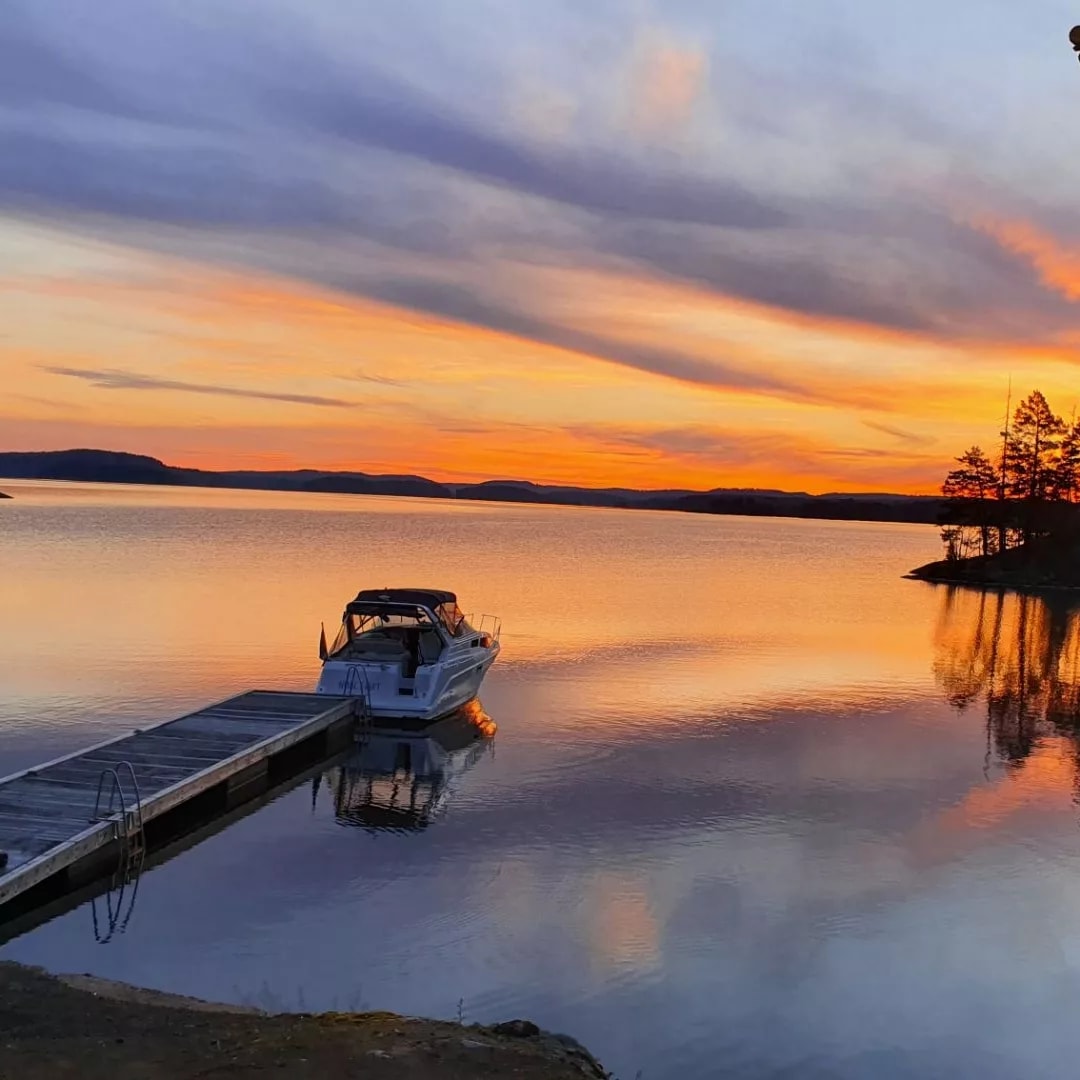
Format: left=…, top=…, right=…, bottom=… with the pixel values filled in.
left=321, top=700, right=496, bottom=832
left=315, top=588, right=501, bottom=720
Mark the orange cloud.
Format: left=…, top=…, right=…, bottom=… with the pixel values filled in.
left=3, top=221, right=1070, bottom=494
left=970, top=216, right=1080, bottom=303
left=628, top=32, right=707, bottom=133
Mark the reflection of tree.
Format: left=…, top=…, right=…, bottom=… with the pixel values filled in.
left=933, top=587, right=1080, bottom=764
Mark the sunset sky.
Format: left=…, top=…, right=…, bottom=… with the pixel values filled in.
left=5, top=1, right=1080, bottom=492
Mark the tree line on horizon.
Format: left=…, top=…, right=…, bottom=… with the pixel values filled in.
left=941, top=390, right=1080, bottom=561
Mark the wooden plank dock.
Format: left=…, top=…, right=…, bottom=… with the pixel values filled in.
left=0, top=691, right=361, bottom=913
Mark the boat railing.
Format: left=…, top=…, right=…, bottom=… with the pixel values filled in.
left=465, top=614, right=501, bottom=643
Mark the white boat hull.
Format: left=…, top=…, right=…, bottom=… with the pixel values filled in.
left=315, top=641, right=499, bottom=721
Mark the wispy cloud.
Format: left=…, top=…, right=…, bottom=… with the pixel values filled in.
left=862, top=420, right=935, bottom=447
left=562, top=422, right=943, bottom=491
left=3, top=0, right=1076, bottom=352
left=7, top=0, right=1080, bottom=490
left=43, top=366, right=354, bottom=408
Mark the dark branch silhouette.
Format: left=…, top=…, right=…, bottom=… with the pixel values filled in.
left=911, top=390, right=1080, bottom=587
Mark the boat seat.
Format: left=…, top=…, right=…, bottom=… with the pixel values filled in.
left=417, top=630, right=443, bottom=664
left=348, top=636, right=407, bottom=657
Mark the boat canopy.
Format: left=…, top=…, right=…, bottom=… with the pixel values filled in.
left=352, top=588, right=457, bottom=608
left=341, top=588, right=470, bottom=639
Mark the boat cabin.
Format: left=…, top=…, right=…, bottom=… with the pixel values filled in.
left=316, top=587, right=500, bottom=719
left=325, top=588, right=473, bottom=677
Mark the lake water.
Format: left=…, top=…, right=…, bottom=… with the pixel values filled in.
left=4, top=480, right=1080, bottom=1078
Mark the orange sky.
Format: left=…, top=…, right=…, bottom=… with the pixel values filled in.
left=5, top=213, right=1080, bottom=494
left=6, top=4, right=1080, bottom=494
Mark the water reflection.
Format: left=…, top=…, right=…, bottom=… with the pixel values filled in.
left=933, top=587, right=1080, bottom=766
left=317, top=700, right=496, bottom=833
left=91, top=854, right=143, bottom=944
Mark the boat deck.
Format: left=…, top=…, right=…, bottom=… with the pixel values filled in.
left=0, top=691, right=360, bottom=911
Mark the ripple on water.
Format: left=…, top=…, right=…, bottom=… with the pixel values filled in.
left=9, top=490, right=1080, bottom=1080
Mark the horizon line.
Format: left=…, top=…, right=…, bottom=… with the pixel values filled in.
left=0, top=446, right=940, bottom=502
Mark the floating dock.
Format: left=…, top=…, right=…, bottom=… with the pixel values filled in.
left=0, top=691, right=363, bottom=917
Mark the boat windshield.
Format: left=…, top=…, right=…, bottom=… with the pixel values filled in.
left=330, top=606, right=434, bottom=655
left=328, top=600, right=476, bottom=658
left=435, top=602, right=474, bottom=637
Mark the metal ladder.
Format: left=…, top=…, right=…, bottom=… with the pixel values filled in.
left=91, top=762, right=146, bottom=943
left=93, top=761, right=146, bottom=865
left=343, top=665, right=374, bottom=740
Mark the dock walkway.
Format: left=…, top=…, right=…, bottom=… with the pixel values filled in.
left=0, top=691, right=360, bottom=911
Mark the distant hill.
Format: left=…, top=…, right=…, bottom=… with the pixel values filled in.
left=0, top=448, right=944, bottom=525
left=301, top=474, right=452, bottom=498
left=659, top=490, right=942, bottom=523
left=0, top=449, right=181, bottom=486
left=0, top=449, right=451, bottom=499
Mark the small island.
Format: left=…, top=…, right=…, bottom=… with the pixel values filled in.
left=909, top=390, right=1080, bottom=589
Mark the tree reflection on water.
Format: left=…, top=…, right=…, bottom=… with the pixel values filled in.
left=933, top=586, right=1080, bottom=765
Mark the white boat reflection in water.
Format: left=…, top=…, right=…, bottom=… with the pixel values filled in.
left=316, top=699, right=496, bottom=832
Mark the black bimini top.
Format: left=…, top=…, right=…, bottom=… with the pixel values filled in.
left=350, top=588, right=457, bottom=610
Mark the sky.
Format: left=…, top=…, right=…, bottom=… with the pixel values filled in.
left=3, top=1, right=1080, bottom=493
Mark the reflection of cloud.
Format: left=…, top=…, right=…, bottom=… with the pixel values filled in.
left=43, top=365, right=355, bottom=408
left=584, top=870, right=661, bottom=974
left=906, top=587, right=1080, bottom=865
left=935, top=740, right=1075, bottom=834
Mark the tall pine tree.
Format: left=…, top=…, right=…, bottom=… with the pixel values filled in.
left=1054, top=420, right=1080, bottom=503
left=942, top=446, right=999, bottom=556
left=1005, top=391, right=1065, bottom=539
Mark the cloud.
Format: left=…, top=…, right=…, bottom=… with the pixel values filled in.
left=4, top=0, right=1080, bottom=418
left=339, top=272, right=914, bottom=409
left=563, top=422, right=943, bottom=490
left=42, top=366, right=355, bottom=408
left=969, top=216, right=1080, bottom=305
left=627, top=33, right=707, bottom=133
left=276, top=67, right=785, bottom=231
left=348, top=371, right=404, bottom=387
left=862, top=420, right=935, bottom=447
left=0, top=6, right=784, bottom=233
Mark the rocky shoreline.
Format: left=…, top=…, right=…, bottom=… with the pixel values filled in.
left=908, top=541, right=1080, bottom=591
left=0, top=962, right=608, bottom=1079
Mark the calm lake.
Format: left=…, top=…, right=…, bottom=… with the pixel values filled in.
left=4, top=480, right=1080, bottom=1078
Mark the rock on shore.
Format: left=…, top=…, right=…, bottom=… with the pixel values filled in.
left=908, top=539, right=1080, bottom=590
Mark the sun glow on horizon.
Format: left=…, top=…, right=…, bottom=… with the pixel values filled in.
left=5, top=215, right=1064, bottom=496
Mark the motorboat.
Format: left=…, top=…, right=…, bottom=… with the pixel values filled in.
left=315, top=588, right=500, bottom=720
